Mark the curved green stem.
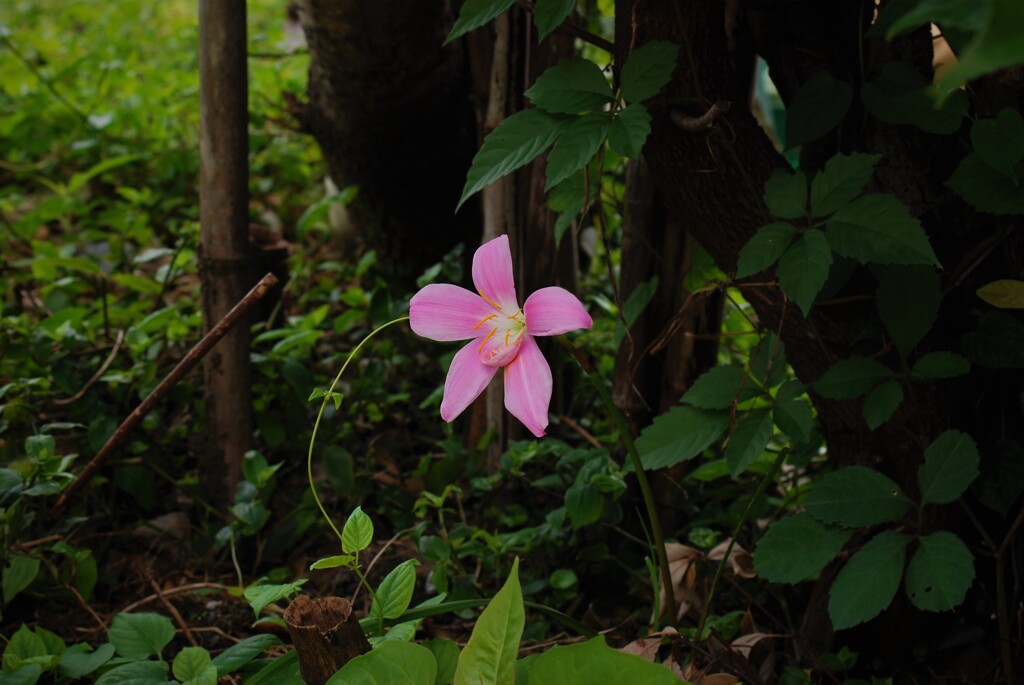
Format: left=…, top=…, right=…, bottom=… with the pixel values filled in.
left=305, top=315, right=409, bottom=544
left=555, top=335, right=677, bottom=627
left=696, top=449, right=786, bottom=639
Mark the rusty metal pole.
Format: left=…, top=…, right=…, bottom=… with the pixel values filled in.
left=198, top=0, right=251, bottom=496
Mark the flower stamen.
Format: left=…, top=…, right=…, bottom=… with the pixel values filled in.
left=472, top=313, right=498, bottom=330
left=478, top=290, right=503, bottom=311
left=506, top=308, right=523, bottom=321
left=478, top=326, right=498, bottom=353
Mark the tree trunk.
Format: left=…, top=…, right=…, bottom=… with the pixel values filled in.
left=198, top=0, right=252, bottom=496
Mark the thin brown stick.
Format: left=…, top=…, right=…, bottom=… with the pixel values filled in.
left=52, top=273, right=279, bottom=516
left=557, top=414, right=602, bottom=449
left=15, top=534, right=63, bottom=550
left=150, top=578, right=197, bottom=646
left=671, top=101, right=732, bottom=133
left=63, top=582, right=107, bottom=631
left=120, top=582, right=233, bottom=613
left=53, top=329, right=125, bottom=406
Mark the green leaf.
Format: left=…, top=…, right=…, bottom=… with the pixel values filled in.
left=94, top=661, right=170, bottom=685
left=810, top=152, right=882, bottom=218
left=247, top=650, right=302, bottom=685
left=445, top=0, right=516, bottom=44
left=342, top=506, right=374, bottom=554
left=565, top=482, right=604, bottom=528
left=863, top=379, right=904, bottom=430
left=682, top=365, right=760, bottom=410
left=107, top=612, right=176, bottom=660
left=805, top=466, right=914, bottom=527
left=607, top=104, right=651, bottom=159
left=919, top=430, right=980, bottom=505
left=633, top=406, right=730, bottom=471
left=545, top=111, right=611, bottom=190
left=829, top=531, right=911, bottom=630
left=243, top=580, right=307, bottom=617
left=59, top=643, right=115, bottom=679
left=785, top=72, right=853, bottom=148
left=777, top=229, right=832, bottom=316
left=725, top=410, right=775, bottom=478
left=423, top=638, right=460, bottom=685
left=210, top=635, right=282, bottom=676
left=877, top=265, right=941, bottom=357
left=526, top=58, right=614, bottom=114
left=905, top=531, right=975, bottom=611
left=971, top=108, right=1024, bottom=183
left=861, top=61, right=968, bottom=134
left=3, top=554, right=40, bottom=603
left=173, top=647, right=217, bottom=685
left=458, top=109, right=563, bottom=210
left=977, top=279, right=1024, bottom=308
left=614, top=276, right=659, bottom=347
left=526, top=636, right=682, bottom=685
left=454, top=558, right=524, bottom=685
left=826, top=195, right=940, bottom=266
left=736, top=222, right=798, bottom=278
left=912, top=351, right=970, bottom=379
left=750, top=332, right=789, bottom=387
left=309, top=554, right=355, bottom=571
left=371, top=559, right=420, bottom=623
left=0, top=664, right=42, bottom=685
left=877, top=0, right=986, bottom=38
left=973, top=438, right=1024, bottom=516
left=3, top=625, right=46, bottom=670
left=763, top=169, right=808, bottom=219
left=947, top=152, right=1024, bottom=214
left=753, top=513, right=853, bottom=583
left=938, top=0, right=1024, bottom=98
left=67, top=153, right=145, bottom=194
left=327, top=641, right=436, bottom=685
left=620, top=40, right=680, bottom=104
left=533, top=0, right=575, bottom=42
left=774, top=398, right=813, bottom=442
left=963, top=311, right=1024, bottom=368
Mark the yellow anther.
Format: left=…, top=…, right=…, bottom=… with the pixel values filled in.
left=473, top=314, right=498, bottom=330
left=506, top=308, right=523, bottom=321
left=478, top=327, right=497, bottom=353
left=505, top=330, right=510, bottom=346
left=478, top=290, right=503, bottom=311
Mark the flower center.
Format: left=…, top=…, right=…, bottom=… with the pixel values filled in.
left=474, top=307, right=527, bottom=367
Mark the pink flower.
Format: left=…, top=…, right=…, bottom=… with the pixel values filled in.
left=410, top=235, right=592, bottom=437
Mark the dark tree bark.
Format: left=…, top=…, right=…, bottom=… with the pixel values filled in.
left=198, top=0, right=252, bottom=495
left=285, top=595, right=370, bottom=685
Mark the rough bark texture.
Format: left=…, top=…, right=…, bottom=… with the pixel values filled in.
left=198, top=0, right=252, bottom=496
left=285, top=595, right=370, bottom=685
left=295, top=0, right=479, bottom=281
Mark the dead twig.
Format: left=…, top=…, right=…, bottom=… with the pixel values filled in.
left=52, top=273, right=279, bottom=516
left=671, top=101, right=732, bottom=133
left=150, top=578, right=197, bottom=646
left=53, top=329, right=125, bottom=406
left=119, top=581, right=234, bottom=614
left=557, top=414, right=603, bottom=449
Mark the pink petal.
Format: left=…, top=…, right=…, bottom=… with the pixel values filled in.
left=524, top=287, right=593, bottom=337
left=472, top=235, right=519, bottom=311
left=410, top=284, right=497, bottom=341
left=440, top=341, right=499, bottom=422
left=503, top=335, right=552, bottom=437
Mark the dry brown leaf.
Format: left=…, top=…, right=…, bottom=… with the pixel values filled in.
left=732, top=631, right=770, bottom=658
left=697, top=674, right=740, bottom=685
left=708, top=539, right=757, bottom=579
left=620, top=636, right=662, bottom=662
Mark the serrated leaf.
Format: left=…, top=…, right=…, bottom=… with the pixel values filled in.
left=774, top=398, right=813, bottom=442
left=527, top=637, right=682, bottom=685
left=777, top=229, right=832, bottom=317
left=829, top=531, right=910, bottom=630
left=810, top=152, right=882, bottom=218
left=633, top=406, right=729, bottom=471
left=342, top=506, right=374, bottom=554
left=607, top=104, right=651, bottom=159
left=785, top=72, right=853, bottom=148
left=370, top=559, right=420, bottom=623
left=877, top=265, right=940, bottom=357
left=328, top=641, right=436, bottom=685
left=682, top=365, right=761, bottom=409
left=108, top=613, right=176, bottom=660
left=445, top=0, right=516, bottom=44
left=912, top=351, right=970, bottom=379
left=3, top=554, right=40, bottom=603
left=977, top=279, right=1024, bottom=308
left=458, top=109, right=563, bottom=210
left=919, top=430, right=980, bottom=505
left=309, top=554, right=355, bottom=571
left=947, top=152, right=1024, bottom=214
left=725, top=409, right=775, bottom=478
left=210, top=635, right=282, bottom=676
left=906, top=531, right=974, bottom=612
left=173, top=647, right=215, bottom=684
left=736, top=222, right=798, bottom=278
left=750, top=332, right=789, bottom=388
left=863, top=378, right=904, bottom=429
left=545, top=111, right=610, bottom=190
left=827, top=195, right=939, bottom=265
left=763, top=169, right=808, bottom=219
left=454, top=558, right=523, bottom=685
left=815, top=358, right=894, bottom=399
left=620, top=40, right=679, bottom=103
left=753, top=513, right=853, bottom=583
left=243, top=580, right=307, bottom=617
left=526, top=58, right=614, bottom=114
left=533, top=0, right=575, bottom=42
left=806, top=466, right=914, bottom=527
left=971, top=108, right=1024, bottom=183
left=937, top=0, right=1024, bottom=99
left=861, top=61, right=968, bottom=135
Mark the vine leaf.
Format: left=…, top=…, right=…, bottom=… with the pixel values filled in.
left=545, top=111, right=611, bottom=190
left=814, top=357, right=893, bottom=399
left=911, top=351, right=970, bottom=379
left=445, top=0, right=516, bottom=44
left=607, top=104, right=652, bottom=159
left=736, top=222, right=798, bottom=278
left=829, top=531, right=910, bottom=630
left=753, top=513, right=853, bottom=584
left=533, top=0, right=576, bottom=42
left=633, top=406, right=729, bottom=471
left=905, top=531, right=975, bottom=612
left=763, top=169, right=808, bottom=219
left=620, top=40, right=680, bottom=104
left=826, top=194, right=940, bottom=266
left=724, top=409, right=775, bottom=478
left=525, top=58, right=615, bottom=114
left=805, top=466, right=914, bottom=527
left=776, top=229, right=832, bottom=317
left=785, top=72, right=853, bottom=148
left=682, top=365, right=761, bottom=410
left=810, top=152, right=881, bottom=218
left=919, top=430, right=980, bottom=505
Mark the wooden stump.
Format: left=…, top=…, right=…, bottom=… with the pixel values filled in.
left=284, top=595, right=371, bottom=685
